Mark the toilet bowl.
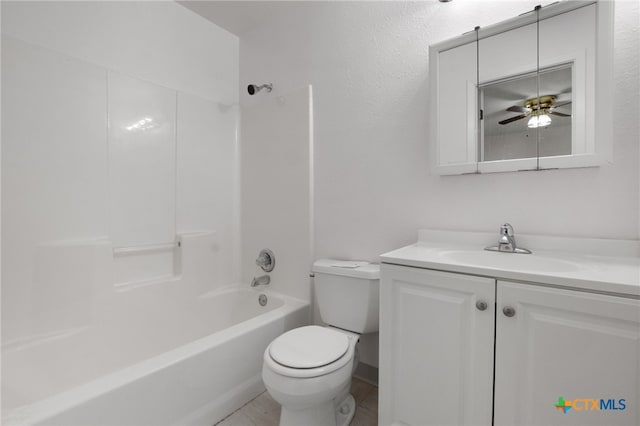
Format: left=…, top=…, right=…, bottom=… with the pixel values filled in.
left=262, top=325, right=359, bottom=426
left=262, top=259, right=380, bottom=426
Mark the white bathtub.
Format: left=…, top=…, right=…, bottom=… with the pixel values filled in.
left=2, top=287, right=309, bottom=425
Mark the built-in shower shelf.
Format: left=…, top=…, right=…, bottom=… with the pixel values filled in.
left=112, top=238, right=182, bottom=288
left=113, top=241, right=181, bottom=256
left=114, top=274, right=182, bottom=291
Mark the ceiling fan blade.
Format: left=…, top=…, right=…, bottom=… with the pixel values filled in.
left=499, top=114, right=527, bottom=125
left=506, top=105, right=530, bottom=113
left=554, top=101, right=572, bottom=108
left=550, top=111, right=571, bottom=117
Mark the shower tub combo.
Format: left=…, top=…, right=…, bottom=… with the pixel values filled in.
left=3, top=287, right=309, bottom=425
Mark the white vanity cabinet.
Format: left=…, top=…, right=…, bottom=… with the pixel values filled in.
left=378, top=264, right=495, bottom=426
left=494, top=281, right=640, bottom=426
left=379, top=265, right=640, bottom=426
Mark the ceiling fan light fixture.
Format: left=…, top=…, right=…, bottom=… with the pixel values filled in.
left=527, top=112, right=552, bottom=128
left=538, top=113, right=552, bottom=127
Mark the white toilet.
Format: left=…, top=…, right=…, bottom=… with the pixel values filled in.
left=262, top=259, right=380, bottom=426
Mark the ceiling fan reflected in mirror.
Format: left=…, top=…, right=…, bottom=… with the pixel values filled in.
left=498, top=95, right=572, bottom=128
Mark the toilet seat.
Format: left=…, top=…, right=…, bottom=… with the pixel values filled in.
left=264, top=326, right=358, bottom=379
left=270, top=326, right=349, bottom=369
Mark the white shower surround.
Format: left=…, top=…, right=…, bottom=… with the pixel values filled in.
left=3, top=288, right=309, bottom=425
left=0, top=3, right=287, bottom=425
left=1, top=0, right=242, bottom=344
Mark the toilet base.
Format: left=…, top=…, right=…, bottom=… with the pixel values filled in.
left=279, top=394, right=356, bottom=426
left=335, top=394, right=356, bottom=426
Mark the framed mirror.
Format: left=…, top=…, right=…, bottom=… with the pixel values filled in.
left=429, top=0, right=613, bottom=175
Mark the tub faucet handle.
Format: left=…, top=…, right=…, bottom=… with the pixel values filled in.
left=256, top=249, right=275, bottom=272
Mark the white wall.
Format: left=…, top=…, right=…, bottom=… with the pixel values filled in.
left=241, top=0, right=639, bottom=258
left=240, top=0, right=640, bottom=368
left=2, top=1, right=239, bottom=347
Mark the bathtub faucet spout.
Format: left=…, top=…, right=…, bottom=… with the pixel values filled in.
left=251, top=275, right=270, bottom=287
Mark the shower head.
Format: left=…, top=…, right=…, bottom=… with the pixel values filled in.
left=247, top=83, right=273, bottom=95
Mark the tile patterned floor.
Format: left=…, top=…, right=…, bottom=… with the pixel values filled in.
left=216, top=378, right=378, bottom=426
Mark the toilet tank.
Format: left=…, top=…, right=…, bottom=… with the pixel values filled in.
left=312, top=259, right=380, bottom=334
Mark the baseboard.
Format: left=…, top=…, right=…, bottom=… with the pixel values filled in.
left=353, top=362, right=378, bottom=386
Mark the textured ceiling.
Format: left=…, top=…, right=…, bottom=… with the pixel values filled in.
left=178, top=1, right=294, bottom=36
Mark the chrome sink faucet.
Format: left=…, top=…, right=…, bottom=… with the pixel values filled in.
left=485, top=223, right=532, bottom=254
left=251, top=275, right=271, bottom=287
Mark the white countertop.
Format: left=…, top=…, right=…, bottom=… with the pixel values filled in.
left=380, top=230, right=640, bottom=297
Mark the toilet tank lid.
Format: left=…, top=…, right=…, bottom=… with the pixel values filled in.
left=312, top=259, right=380, bottom=279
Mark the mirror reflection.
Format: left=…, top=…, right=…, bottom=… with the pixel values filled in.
left=480, top=64, right=573, bottom=162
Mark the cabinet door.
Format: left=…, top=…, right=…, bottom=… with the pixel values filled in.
left=379, top=264, right=495, bottom=426
left=495, top=281, right=640, bottom=426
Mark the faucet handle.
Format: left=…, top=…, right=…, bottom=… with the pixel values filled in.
left=500, top=223, right=514, bottom=236
left=256, top=249, right=275, bottom=272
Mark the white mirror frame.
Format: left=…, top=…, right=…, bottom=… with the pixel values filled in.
left=429, top=0, right=614, bottom=176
